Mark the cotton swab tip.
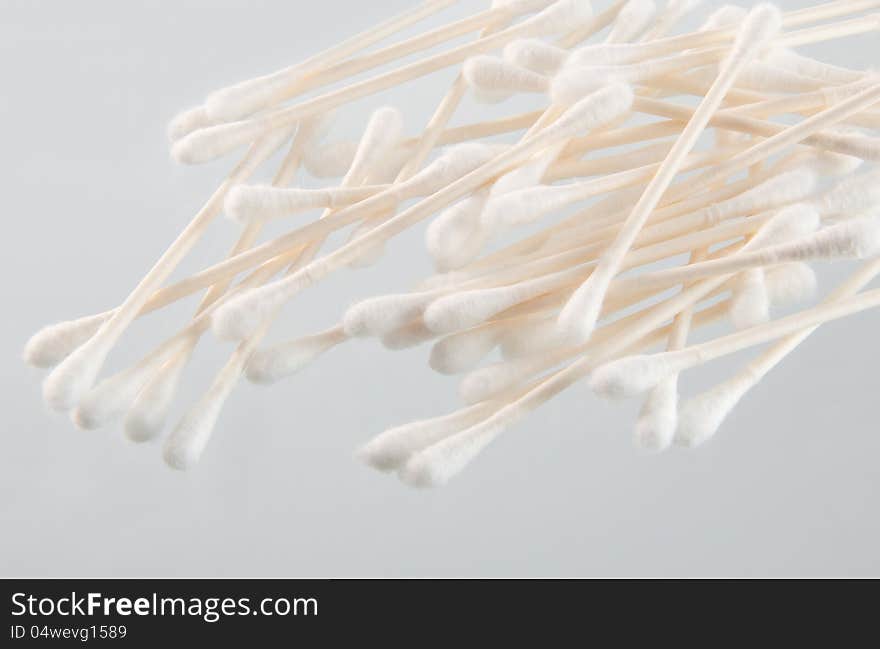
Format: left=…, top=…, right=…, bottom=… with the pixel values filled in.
left=171, top=120, right=271, bottom=165
left=23, top=312, right=110, bottom=369
left=634, top=379, right=678, bottom=453
left=676, top=379, right=749, bottom=448
left=590, top=352, right=686, bottom=400
left=167, top=105, right=213, bottom=142
left=764, top=263, right=818, bottom=307
left=342, top=292, right=433, bottom=338
left=245, top=330, right=342, bottom=384
left=41, top=339, right=109, bottom=412
left=211, top=286, right=282, bottom=342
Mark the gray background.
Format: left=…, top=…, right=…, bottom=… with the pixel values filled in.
left=2, top=0, right=879, bottom=577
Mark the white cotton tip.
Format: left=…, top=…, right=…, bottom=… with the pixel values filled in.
left=549, top=81, right=635, bottom=137
left=764, top=262, right=817, bottom=307
left=423, top=283, right=542, bottom=335
left=381, top=320, right=436, bottom=351
left=523, top=0, right=594, bottom=37
left=404, top=143, right=505, bottom=197
left=804, top=144, right=864, bottom=177
left=224, top=184, right=380, bottom=223
left=733, top=4, right=782, bottom=53
left=41, top=336, right=111, bottom=412
left=162, top=395, right=224, bottom=471
left=124, top=354, right=188, bottom=443
left=699, top=4, right=746, bottom=31
left=607, top=0, right=656, bottom=43
left=729, top=269, right=770, bottom=330
left=342, top=291, right=435, bottom=338
left=303, top=140, right=358, bottom=178
left=816, top=169, right=880, bottom=217
left=211, top=283, right=288, bottom=342
left=71, top=362, right=157, bottom=431
left=791, top=217, right=880, bottom=261
left=205, top=74, right=292, bottom=122
left=634, top=378, right=678, bottom=453
left=490, top=143, right=563, bottom=199
left=23, top=312, right=111, bottom=369
left=167, top=105, right=214, bottom=142
left=399, top=420, right=504, bottom=488
left=751, top=203, right=820, bottom=248
left=499, top=317, right=562, bottom=359
left=482, top=184, right=576, bottom=229
left=357, top=405, right=488, bottom=472
left=463, top=56, right=550, bottom=101
left=246, top=328, right=343, bottom=384
left=502, top=39, right=568, bottom=75
left=549, top=67, right=622, bottom=107
left=346, top=106, right=405, bottom=184
left=430, top=327, right=500, bottom=375
left=425, top=193, right=490, bottom=272
left=171, top=119, right=275, bottom=165
left=676, top=375, right=752, bottom=447
left=590, top=351, right=689, bottom=400
left=556, top=271, right=606, bottom=345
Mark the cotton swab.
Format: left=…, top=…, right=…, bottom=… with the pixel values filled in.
left=171, top=0, right=595, bottom=165
left=676, top=256, right=880, bottom=447
left=590, top=260, right=880, bottom=401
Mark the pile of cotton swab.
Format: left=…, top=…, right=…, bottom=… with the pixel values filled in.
left=24, top=0, right=880, bottom=487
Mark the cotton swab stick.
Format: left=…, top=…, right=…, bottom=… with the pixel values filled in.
left=556, top=5, right=785, bottom=344
left=590, top=270, right=880, bottom=401
left=171, top=0, right=595, bottom=164
left=202, top=0, right=460, bottom=122
left=676, top=256, right=880, bottom=448
left=231, top=1, right=558, bottom=114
